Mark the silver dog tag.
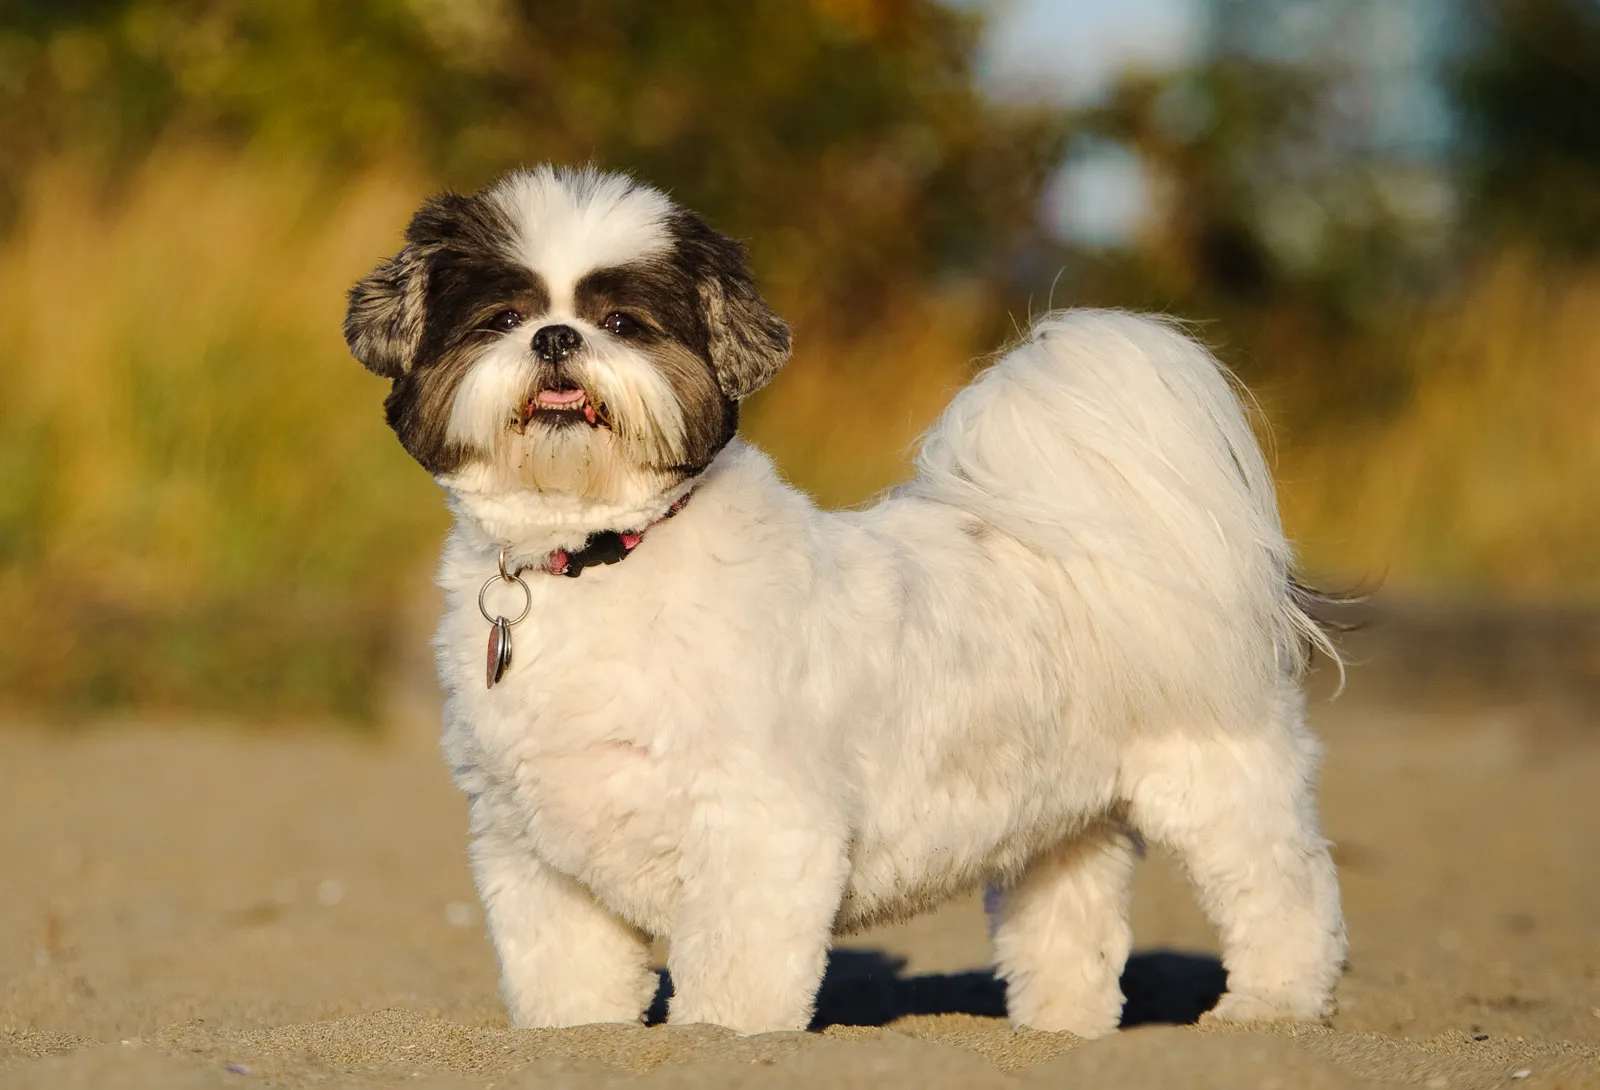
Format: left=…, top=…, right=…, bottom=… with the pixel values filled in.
left=486, top=617, right=513, bottom=688
left=479, top=552, right=531, bottom=690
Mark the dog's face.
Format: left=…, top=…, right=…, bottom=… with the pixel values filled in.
left=344, top=167, right=790, bottom=503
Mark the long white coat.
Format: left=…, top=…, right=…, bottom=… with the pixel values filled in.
left=433, top=310, right=1346, bottom=1036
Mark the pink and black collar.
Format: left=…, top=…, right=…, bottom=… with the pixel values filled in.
left=515, top=489, right=693, bottom=578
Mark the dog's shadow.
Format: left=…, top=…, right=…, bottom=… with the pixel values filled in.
left=645, top=947, right=1226, bottom=1030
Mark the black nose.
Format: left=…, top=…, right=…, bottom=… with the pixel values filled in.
left=532, top=324, right=582, bottom=364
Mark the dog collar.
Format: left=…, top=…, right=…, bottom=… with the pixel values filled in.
left=478, top=490, right=693, bottom=688
left=522, top=489, right=693, bottom=579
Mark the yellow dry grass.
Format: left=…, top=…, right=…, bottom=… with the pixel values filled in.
left=1278, top=255, right=1600, bottom=592
left=0, top=147, right=1593, bottom=717
left=0, top=146, right=443, bottom=717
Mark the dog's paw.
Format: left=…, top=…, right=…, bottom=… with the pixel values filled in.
left=1201, top=990, right=1333, bottom=1027
left=668, top=998, right=811, bottom=1036
left=1010, top=996, right=1124, bottom=1039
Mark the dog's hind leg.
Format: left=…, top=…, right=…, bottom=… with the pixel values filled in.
left=470, top=831, right=657, bottom=1027
left=1122, top=703, right=1346, bottom=1024
left=990, top=819, right=1138, bottom=1037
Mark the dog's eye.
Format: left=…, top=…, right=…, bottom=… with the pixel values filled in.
left=602, top=312, right=640, bottom=338
left=488, top=309, right=524, bottom=332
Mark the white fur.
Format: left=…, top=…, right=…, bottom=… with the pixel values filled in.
left=444, top=320, right=691, bottom=517
left=431, top=306, right=1347, bottom=1036
left=488, top=166, right=673, bottom=311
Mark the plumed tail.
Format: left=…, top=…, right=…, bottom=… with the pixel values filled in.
left=910, top=309, right=1340, bottom=721
left=1287, top=578, right=1371, bottom=695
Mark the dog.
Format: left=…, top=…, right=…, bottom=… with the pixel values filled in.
left=343, top=164, right=1347, bottom=1036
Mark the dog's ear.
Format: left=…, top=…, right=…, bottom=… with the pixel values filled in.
left=679, top=217, right=791, bottom=399
left=344, top=192, right=473, bottom=379
left=344, top=244, right=426, bottom=379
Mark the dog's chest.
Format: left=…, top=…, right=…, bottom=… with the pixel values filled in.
left=440, top=594, right=688, bottom=928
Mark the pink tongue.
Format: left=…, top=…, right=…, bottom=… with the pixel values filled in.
left=536, top=388, right=585, bottom=407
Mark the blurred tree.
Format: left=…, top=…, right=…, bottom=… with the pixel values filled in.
left=1052, top=1, right=1462, bottom=323
left=1450, top=0, right=1600, bottom=257
left=5, top=0, right=1597, bottom=723
left=0, top=0, right=1067, bottom=324
left=1016, top=0, right=1474, bottom=418
left=1037, top=57, right=1429, bottom=415
left=0, top=0, right=1073, bottom=721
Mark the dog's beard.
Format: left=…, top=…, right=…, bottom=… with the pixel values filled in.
left=445, top=335, right=691, bottom=503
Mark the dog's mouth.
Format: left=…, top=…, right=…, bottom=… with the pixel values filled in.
left=520, top=386, right=609, bottom=430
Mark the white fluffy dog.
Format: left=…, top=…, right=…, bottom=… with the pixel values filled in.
left=344, top=165, right=1346, bottom=1037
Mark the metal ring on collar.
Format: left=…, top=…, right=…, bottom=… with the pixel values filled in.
left=478, top=571, right=532, bottom=626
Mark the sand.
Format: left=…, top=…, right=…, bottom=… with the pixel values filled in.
left=3, top=624, right=1598, bottom=1088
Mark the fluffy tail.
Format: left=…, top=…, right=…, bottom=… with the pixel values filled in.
left=911, top=310, right=1341, bottom=718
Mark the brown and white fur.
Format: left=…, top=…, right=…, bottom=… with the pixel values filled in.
left=344, top=165, right=1346, bottom=1036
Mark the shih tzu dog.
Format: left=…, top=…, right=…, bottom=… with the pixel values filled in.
left=344, top=165, right=1346, bottom=1037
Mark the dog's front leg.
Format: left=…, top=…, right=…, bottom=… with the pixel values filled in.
left=469, top=831, right=657, bottom=1027
left=666, top=779, right=849, bottom=1034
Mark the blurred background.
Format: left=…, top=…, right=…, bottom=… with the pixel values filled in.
left=0, top=0, right=1596, bottom=725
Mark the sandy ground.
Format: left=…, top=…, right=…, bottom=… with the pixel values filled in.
left=3, top=616, right=1599, bottom=1088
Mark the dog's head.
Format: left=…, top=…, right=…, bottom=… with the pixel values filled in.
left=344, top=166, right=790, bottom=505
